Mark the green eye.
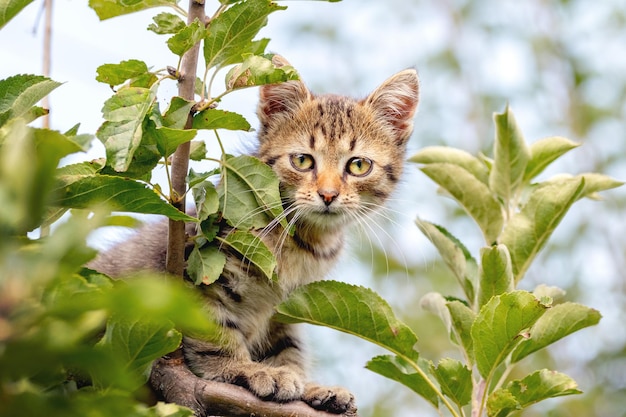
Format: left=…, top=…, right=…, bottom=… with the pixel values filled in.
left=290, top=154, right=315, bottom=171
left=347, top=157, right=373, bottom=177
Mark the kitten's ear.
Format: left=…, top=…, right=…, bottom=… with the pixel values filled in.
left=258, top=55, right=311, bottom=125
left=364, top=69, right=420, bottom=145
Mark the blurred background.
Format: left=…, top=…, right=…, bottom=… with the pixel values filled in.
left=1, top=0, right=625, bottom=416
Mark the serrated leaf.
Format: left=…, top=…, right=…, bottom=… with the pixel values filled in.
left=524, top=136, right=579, bottom=182
left=167, top=18, right=205, bottom=57
left=192, top=108, right=251, bottom=131
left=489, top=105, right=530, bottom=202
left=187, top=245, right=226, bottom=285
left=218, top=230, right=276, bottom=280
left=89, top=0, right=179, bottom=20
left=192, top=180, right=219, bottom=221
left=218, top=154, right=283, bottom=229
left=148, top=11, right=186, bottom=34
left=500, top=177, right=584, bottom=282
left=512, top=302, right=601, bottom=362
left=576, top=173, right=623, bottom=199
left=225, top=54, right=299, bottom=90
left=152, top=126, right=197, bottom=158
left=0, top=74, right=62, bottom=127
left=409, top=146, right=489, bottom=184
left=486, top=388, right=521, bottom=417
left=276, top=281, right=419, bottom=361
left=203, top=0, right=286, bottom=69
left=416, top=219, right=476, bottom=303
left=432, top=358, right=472, bottom=407
left=421, top=163, right=504, bottom=244
left=96, top=60, right=153, bottom=87
left=163, top=97, right=194, bottom=129
left=478, top=244, right=514, bottom=308
left=52, top=174, right=195, bottom=222
left=472, top=291, right=548, bottom=379
left=447, top=300, right=476, bottom=364
left=366, top=355, right=439, bottom=408
left=97, top=87, right=156, bottom=172
left=99, top=317, right=181, bottom=387
left=487, top=370, right=581, bottom=417
left=190, top=140, right=207, bottom=160
left=0, top=0, right=34, bottom=29
left=188, top=167, right=219, bottom=189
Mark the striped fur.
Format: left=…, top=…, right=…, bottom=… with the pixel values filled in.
left=90, top=67, right=419, bottom=414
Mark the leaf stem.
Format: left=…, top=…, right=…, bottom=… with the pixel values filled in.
left=400, top=354, right=461, bottom=417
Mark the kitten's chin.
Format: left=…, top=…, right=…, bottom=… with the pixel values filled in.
left=303, top=210, right=353, bottom=230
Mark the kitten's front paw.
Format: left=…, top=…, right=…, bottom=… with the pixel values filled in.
left=236, top=366, right=304, bottom=402
left=303, top=383, right=357, bottom=415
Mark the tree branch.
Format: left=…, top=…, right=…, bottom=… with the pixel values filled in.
left=149, top=351, right=359, bottom=417
left=166, top=0, right=206, bottom=277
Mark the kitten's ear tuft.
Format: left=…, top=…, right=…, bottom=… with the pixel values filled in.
left=364, top=69, right=420, bottom=145
left=258, top=56, right=311, bottom=126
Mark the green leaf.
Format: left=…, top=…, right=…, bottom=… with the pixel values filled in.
left=167, top=18, right=205, bottom=57
left=415, top=219, right=477, bottom=303
left=472, top=291, right=548, bottom=379
left=366, top=355, right=439, bottom=408
left=96, top=60, right=154, bottom=87
left=218, top=154, right=283, bottom=229
left=97, top=87, right=156, bottom=172
left=192, top=180, right=219, bottom=221
left=487, top=370, right=581, bottom=417
left=512, top=302, right=601, bottom=362
left=420, top=163, right=504, bottom=244
left=225, top=54, right=299, bottom=90
left=148, top=11, right=186, bottom=34
left=409, top=146, right=490, bottom=184
left=478, top=244, right=514, bottom=308
left=576, top=173, right=623, bottom=199
left=163, top=97, right=194, bottom=129
left=489, top=105, right=530, bottom=202
left=217, top=230, right=276, bottom=281
left=500, top=177, right=584, bottom=282
left=524, top=136, right=579, bottom=182
left=89, top=0, right=179, bottom=20
left=192, top=108, right=251, bottom=131
left=486, top=388, right=521, bottom=417
left=432, top=358, right=472, bottom=407
left=0, top=0, right=34, bottom=29
left=203, top=0, right=286, bottom=69
left=187, top=245, right=226, bottom=285
left=152, top=126, right=197, bottom=158
left=52, top=174, right=196, bottom=222
left=190, top=140, right=208, bottom=160
left=447, top=300, right=476, bottom=363
left=0, top=121, right=83, bottom=233
left=99, top=317, right=181, bottom=388
left=275, top=280, right=419, bottom=361
left=0, top=74, right=62, bottom=127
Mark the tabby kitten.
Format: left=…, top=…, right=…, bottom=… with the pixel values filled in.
left=90, top=66, right=419, bottom=414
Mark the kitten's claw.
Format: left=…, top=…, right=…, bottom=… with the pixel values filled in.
left=303, top=383, right=357, bottom=415
left=236, top=366, right=304, bottom=402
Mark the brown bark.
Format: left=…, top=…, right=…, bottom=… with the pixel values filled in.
left=149, top=351, right=359, bottom=417
left=165, top=0, right=206, bottom=277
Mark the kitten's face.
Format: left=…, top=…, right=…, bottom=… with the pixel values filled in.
left=256, top=69, right=419, bottom=230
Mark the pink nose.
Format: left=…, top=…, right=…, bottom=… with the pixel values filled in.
left=318, top=189, right=339, bottom=206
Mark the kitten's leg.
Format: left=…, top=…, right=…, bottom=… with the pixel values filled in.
left=263, top=323, right=357, bottom=414
left=182, top=334, right=305, bottom=402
